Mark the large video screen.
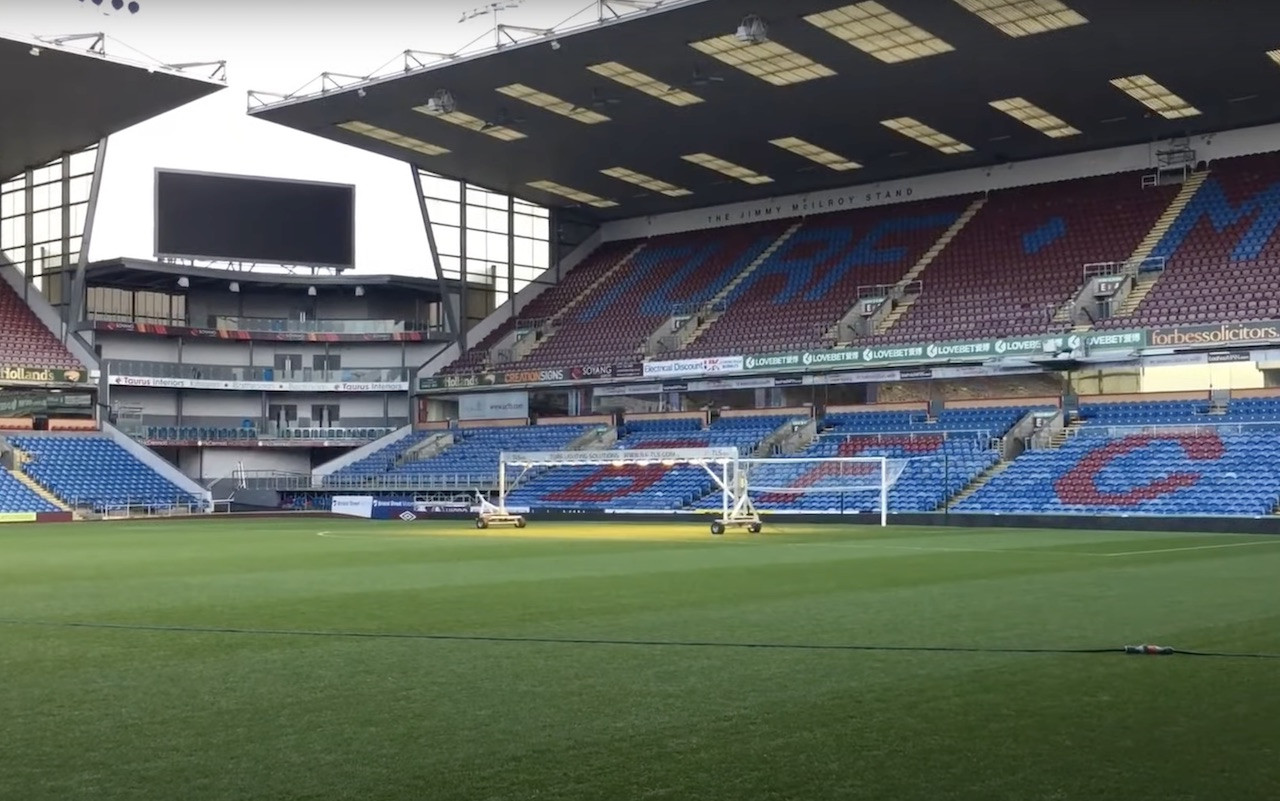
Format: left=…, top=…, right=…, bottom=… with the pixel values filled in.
left=155, top=170, right=355, bottom=268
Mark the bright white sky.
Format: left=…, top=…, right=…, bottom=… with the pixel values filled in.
left=7, top=0, right=593, bottom=274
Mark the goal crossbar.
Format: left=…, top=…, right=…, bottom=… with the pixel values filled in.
left=497, top=447, right=740, bottom=515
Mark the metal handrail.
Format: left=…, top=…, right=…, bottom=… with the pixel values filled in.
left=105, top=359, right=410, bottom=383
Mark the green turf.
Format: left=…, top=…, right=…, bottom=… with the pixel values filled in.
left=3, top=518, right=1279, bottom=800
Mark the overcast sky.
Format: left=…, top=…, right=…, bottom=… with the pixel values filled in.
left=6, top=0, right=593, bottom=273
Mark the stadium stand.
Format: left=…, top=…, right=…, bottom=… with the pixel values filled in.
left=506, top=415, right=788, bottom=511
left=515, top=221, right=791, bottom=367
left=333, top=423, right=593, bottom=484
left=680, top=197, right=972, bottom=356
left=1100, top=152, right=1280, bottom=327
left=872, top=172, right=1178, bottom=343
left=505, top=408, right=1035, bottom=514
left=9, top=435, right=203, bottom=511
left=0, top=278, right=81, bottom=369
left=0, top=469, right=62, bottom=513
left=442, top=241, right=637, bottom=374
left=955, top=399, right=1280, bottom=517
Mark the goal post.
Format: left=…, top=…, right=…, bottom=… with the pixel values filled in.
left=491, top=447, right=741, bottom=529
left=725, top=456, right=913, bottom=529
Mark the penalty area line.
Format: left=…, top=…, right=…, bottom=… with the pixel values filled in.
left=1102, top=539, right=1280, bottom=558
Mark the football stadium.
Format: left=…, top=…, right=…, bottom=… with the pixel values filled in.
left=6, top=1, right=1280, bottom=798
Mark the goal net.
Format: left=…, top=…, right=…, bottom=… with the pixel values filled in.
left=729, top=456, right=913, bottom=527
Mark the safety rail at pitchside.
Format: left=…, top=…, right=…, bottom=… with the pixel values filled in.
left=1070, top=422, right=1280, bottom=438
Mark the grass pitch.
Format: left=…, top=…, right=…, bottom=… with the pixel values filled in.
left=3, top=518, right=1280, bottom=801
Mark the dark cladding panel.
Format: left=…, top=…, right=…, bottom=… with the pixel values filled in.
left=155, top=170, right=355, bottom=269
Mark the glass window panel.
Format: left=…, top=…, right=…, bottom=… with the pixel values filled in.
left=485, top=231, right=507, bottom=259
left=421, top=174, right=459, bottom=201
left=513, top=237, right=535, bottom=266
left=433, top=225, right=460, bottom=257
left=425, top=199, right=460, bottom=227
left=438, top=254, right=461, bottom=280
left=484, top=207, right=508, bottom=234
left=512, top=213, right=534, bottom=238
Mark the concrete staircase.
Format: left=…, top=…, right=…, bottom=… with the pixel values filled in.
left=679, top=221, right=804, bottom=350
left=9, top=451, right=71, bottom=511
left=1110, top=171, right=1208, bottom=320
left=874, top=197, right=988, bottom=336
left=519, top=242, right=647, bottom=361
left=945, top=460, right=1010, bottom=509
left=1049, top=417, right=1085, bottom=448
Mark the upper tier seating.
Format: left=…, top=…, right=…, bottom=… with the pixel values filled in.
left=507, top=416, right=788, bottom=511
left=955, top=400, right=1280, bottom=516
left=0, top=469, right=61, bottom=513
left=1100, top=152, right=1280, bottom=328
left=876, top=173, right=1177, bottom=343
left=681, top=198, right=971, bottom=356
left=441, top=241, right=636, bottom=374
left=517, top=222, right=790, bottom=368
left=10, top=435, right=201, bottom=511
left=0, top=277, right=81, bottom=369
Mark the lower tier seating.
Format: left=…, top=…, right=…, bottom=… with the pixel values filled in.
left=390, top=425, right=591, bottom=482
left=507, top=417, right=788, bottom=511
left=0, top=470, right=61, bottom=513
left=10, top=435, right=202, bottom=511
left=955, top=431, right=1280, bottom=517
left=510, top=409, right=1026, bottom=513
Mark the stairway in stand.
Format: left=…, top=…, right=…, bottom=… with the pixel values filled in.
left=9, top=450, right=71, bottom=511
left=1112, top=171, right=1209, bottom=319
left=680, top=221, right=804, bottom=350
left=873, top=197, right=987, bottom=337
left=519, top=242, right=647, bottom=362
left=945, top=460, right=1009, bottom=509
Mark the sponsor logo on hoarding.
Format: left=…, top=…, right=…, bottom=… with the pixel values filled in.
left=1149, top=321, right=1280, bottom=348
left=0, top=366, right=86, bottom=384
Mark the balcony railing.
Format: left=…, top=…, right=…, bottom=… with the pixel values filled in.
left=105, top=359, right=410, bottom=384
left=231, top=472, right=501, bottom=492
left=210, top=316, right=444, bottom=335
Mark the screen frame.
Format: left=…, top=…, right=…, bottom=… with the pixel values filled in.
left=152, top=168, right=357, bottom=270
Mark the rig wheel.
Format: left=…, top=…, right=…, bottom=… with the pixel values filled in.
left=710, top=521, right=726, bottom=536
left=515, top=516, right=527, bottom=528
left=475, top=518, right=488, bottom=529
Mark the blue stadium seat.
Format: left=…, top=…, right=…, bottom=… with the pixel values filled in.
left=11, top=435, right=202, bottom=512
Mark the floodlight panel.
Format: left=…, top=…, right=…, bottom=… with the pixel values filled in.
left=412, top=106, right=528, bottom=140
left=804, top=2, right=953, bottom=64
left=1109, top=74, right=1200, bottom=119
left=336, top=121, right=450, bottom=156
left=496, top=83, right=610, bottom=124
left=1269, top=49, right=1280, bottom=68
left=601, top=167, right=693, bottom=197
left=989, top=97, right=1080, bottom=138
left=682, top=153, right=774, bottom=184
left=769, top=136, right=861, bottom=171
left=954, top=0, right=1088, bottom=37
left=689, top=36, right=835, bottom=86
left=880, top=117, right=974, bottom=153
left=527, top=180, right=618, bottom=208
left=587, top=62, right=704, bottom=106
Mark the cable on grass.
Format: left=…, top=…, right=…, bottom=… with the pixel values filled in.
left=1, top=618, right=1278, bottom=660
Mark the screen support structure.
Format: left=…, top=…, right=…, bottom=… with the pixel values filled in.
left=494, top=448, right=740, bottom=532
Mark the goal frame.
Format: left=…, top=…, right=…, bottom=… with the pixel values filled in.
left=494, top=447, right=741, bottom=528
left=493, top=449, right=895, bottom=534
left=731, top=456, right=891, bottom=529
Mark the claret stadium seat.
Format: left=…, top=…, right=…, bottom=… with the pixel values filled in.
left=1098, top=152, right=1280, bottom=329
left=0, top=278, right=82, bottom=370
left=873, top=172, right=1178, bottom=344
